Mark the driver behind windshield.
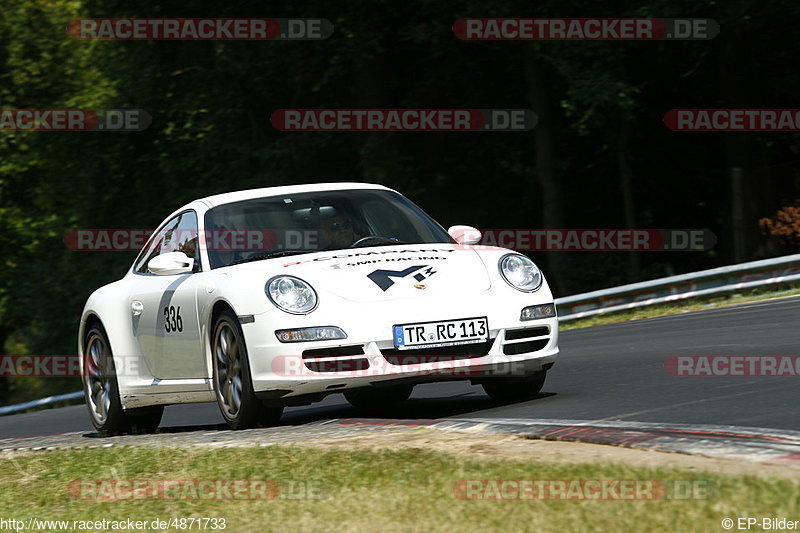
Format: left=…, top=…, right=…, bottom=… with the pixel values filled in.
left=318, top=211, right=357, bottom=250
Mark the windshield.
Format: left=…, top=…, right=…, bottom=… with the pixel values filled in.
left=204, top=189, right=452, bottom=269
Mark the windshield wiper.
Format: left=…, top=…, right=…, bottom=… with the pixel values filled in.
left=350, top=236, right=409, bottom=248
left=228, top=250, right=314, bottom=266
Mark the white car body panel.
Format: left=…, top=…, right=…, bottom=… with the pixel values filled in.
left=78, top=183, right=559, bottom=410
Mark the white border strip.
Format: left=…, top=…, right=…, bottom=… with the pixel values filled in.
left=437, top=417, right=800, bottom=440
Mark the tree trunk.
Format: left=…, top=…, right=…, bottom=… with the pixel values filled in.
left=521, top=45, right=567, bottom=294
left=718, top=29, right=763, bottom=263
left=618, top=113, right=640, bottom=279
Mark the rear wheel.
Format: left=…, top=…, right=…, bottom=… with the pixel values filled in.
left=344, top=385, right=413, bottom=409
left=482, top=370, right=547, bottom=402
left=83, top=323, right=163, bottom=436
left=212, top=309, right=283, bottom=429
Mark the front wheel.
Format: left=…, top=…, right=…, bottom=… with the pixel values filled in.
left=83, top=323, right=163, bottom=436
left=212, top=310, right=283, bottom=429
left=482, top=370, right=547, bottom=402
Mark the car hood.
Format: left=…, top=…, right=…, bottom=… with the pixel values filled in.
left=229, top=244, right=492, bottom=302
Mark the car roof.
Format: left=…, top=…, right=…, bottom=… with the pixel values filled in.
left=196, top=182, right=394, bottom=209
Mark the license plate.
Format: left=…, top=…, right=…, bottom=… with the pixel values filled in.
left=393, top=317, right=488, bottom=350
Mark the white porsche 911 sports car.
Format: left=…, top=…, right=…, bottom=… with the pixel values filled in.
left=79, top=183, right=559, bottom=434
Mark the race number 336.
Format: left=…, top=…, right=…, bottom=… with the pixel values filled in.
left=164, top=305, right=183, bottom=333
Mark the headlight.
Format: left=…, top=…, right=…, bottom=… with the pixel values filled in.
left=265, top=276, right=318, bottom=314
left=499, top=254, right=543, bottom=292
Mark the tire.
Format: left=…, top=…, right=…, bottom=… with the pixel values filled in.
left=482, top=370, right=547, bottom=402
left=212, top=309, right=283, bottom=429
left=344, top=385, right=413, bottom=409
left=83, top=322, right=163, bottom=436
left=126, top=406, right=165, bottom=434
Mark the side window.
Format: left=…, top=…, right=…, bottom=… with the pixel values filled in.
left=134, top=211, right=199, bottom=274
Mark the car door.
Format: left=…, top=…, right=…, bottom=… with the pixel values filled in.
left=130, top=211, right=206, bottom=379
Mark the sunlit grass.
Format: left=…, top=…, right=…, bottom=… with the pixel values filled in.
left=0, top=446, right=797, bottom=532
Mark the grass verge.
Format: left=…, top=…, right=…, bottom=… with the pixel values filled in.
left=0, top=446, right=798, bottom=532
left=560, top=285, right=800, bottom=331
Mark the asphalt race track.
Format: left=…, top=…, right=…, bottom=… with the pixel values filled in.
left=2, top=296, right=799, bottom=439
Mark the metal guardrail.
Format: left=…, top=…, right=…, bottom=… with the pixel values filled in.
left=2, top=253, right=799, bottom=415
left=556, top=253, right=800, bottom=321
left=0, top=391, right=83, bottom=416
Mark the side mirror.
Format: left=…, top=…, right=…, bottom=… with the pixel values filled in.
left=148, top=252, right=194, bottom=275
left=448, top=225, right=482, bottom=245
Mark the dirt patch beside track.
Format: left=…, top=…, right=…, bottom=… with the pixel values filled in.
left=292, top=429, right=800, bottom=480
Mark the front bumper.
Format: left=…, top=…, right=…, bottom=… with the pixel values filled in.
left=241, top=294, right=559, bottom=400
